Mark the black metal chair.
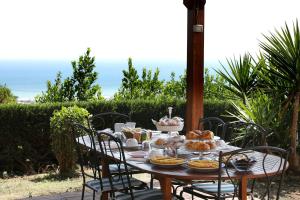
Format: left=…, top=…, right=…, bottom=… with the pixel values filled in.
left=226, top=121, right=268, bottom=148
left=180, top=146, right=289, bottom=200
left=97, top=131, right=179, bottom=200
left=71, top=123, right=147, bottom=200
left=198, top=117, right=226, bottom=139
left=88, top=112, right=144, bottom=176
left=88, top=112, right=131, bottom=132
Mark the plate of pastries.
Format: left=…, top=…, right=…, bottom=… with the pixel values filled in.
left=151, top=136, right=185, bottom=149
left=184, top=140, right=217, bottom=151
left=186, top=130, right=217, bottom=140
left=150, top=156, right=186, bottom=167
left=187, top=160, right=221, bottom=172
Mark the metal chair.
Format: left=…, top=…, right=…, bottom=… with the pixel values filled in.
left=180, top=146, right=289, bottom=200
left=198, top=117, right=226, bottom=139
left=88, top=112, right=130, bottom=132
left=71, top=123, right=147, bottom=200
left=226, top=121, right=268, bottom=148
left=97, top=131, right=179, bottom=200
left=88, top=112, right=143, bottom=175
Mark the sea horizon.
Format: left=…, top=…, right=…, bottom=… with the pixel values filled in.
left=0, top=59, right=223, bottom=101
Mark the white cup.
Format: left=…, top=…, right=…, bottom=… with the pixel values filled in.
left=114, top=123, right=126, bottom=132
left=125, top=122, right=136, bottom=129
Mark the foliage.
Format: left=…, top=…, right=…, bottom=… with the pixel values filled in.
left=115, top=58, right=187, bottom=100
left=259, top=20, right=300, bottom=167
left=140, top=67, right=164, bottom=98
left=50, top=106, right=90, bottom=177
left=204, top=68, right=233, bottom=100
left=36, top=48, right=102, bottom=103
left=226, top=93, right=291, bottom=147
left=216, top=53, right=258, bottom=103
left=115, top=58, right=140, bottom=100
left=0, top=85, right=17, bottom=104
left=162, top=71, right=186, bottom=99
left=0, top=99, right=232, bottom=175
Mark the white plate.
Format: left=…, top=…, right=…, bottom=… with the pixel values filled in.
left=128, top=151, right=148, bottom=158
left=150, top=160, right=185, bottom=168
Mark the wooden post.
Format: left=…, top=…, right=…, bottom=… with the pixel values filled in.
left=184, top=0, right=206, bottom=132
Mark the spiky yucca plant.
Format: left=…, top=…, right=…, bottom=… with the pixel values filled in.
left=216, top=53, right=258, bottom=104
left=259, top=20, right=300, bottom=169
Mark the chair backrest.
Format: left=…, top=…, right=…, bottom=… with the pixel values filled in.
left=198, top=117, right=226, bottom=139
left=227, top=121, right=268, bottom=148
left=220, top=146, right=289, bottom=200
left=71, top=122, right=103, bottom=189
left=97, top=131, right=134, bottom=199
left=88, top=112, right=130, bottom=131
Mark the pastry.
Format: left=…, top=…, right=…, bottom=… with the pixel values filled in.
left=186, top=130, right=214, bottom=140
left=185, top=141, right=211, bottom=151
left=200, top=130, right=214, bottom=140
left=155, top=138, right=167, bottom=146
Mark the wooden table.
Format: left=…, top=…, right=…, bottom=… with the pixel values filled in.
left=124, top=152, right=286, bottom=200
left=80, top=137, right=287, bottom=200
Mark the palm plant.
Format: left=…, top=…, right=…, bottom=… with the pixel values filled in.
left=259, top=20, right=300, bottom=169
left=216, top=53, right=258, bottom=104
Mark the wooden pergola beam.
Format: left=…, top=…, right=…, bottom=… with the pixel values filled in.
left=184, top=0, right=206, bottom=132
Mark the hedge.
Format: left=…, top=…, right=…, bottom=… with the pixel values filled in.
left=0, top=99, right=233, bottom=175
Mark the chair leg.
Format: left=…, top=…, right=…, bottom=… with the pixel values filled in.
left=93, top=191, right=95, bottom=200
left=150, top=174, right=154, bottom=189
left=81, top=185, right=85, bottom=200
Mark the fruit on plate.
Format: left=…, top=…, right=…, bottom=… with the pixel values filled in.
left=150, top=156, right=185, bottom=165
left=188, top=160, right=219, bottom=169
left=186, top=130, right=214, bottom=140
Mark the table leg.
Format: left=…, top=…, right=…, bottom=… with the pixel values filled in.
left=239, top=176, right=248, bottom=200
left=101, top=159, right=109, bottom=200
left=155, top=175, right=172, bottom=200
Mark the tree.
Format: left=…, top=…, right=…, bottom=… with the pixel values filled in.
left=140, top=67, right=163, bottom=98
left=216, top=54, right=258, bottom=104
left=0, top=85, right=17, bottom=103
left=115, top=58, right=140, bottom=100
left=204, top=68, right=232, bottom=100
left=259, top=20, right=300, bottom=169
left=162, top=71, right=186, bottom=99
left=71, top=48, right=101, bottom=101
left=35, top=72, right=65, bottom=103
left=36, top=48, right=102, bottom=103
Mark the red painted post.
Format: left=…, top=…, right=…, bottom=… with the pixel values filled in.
left=184, top=0, right=206, bottom=132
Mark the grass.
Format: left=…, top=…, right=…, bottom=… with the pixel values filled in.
left=0, top=172, right=83, bottom=200
left=0, top=170, right=299, bottom=200
left=0, top=170, right=152, bottom=200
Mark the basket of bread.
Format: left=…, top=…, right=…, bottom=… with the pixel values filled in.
left=152, top=116, right=184, bottom=132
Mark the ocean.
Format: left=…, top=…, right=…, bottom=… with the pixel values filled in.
left=0, top=59, right=222, bottom=100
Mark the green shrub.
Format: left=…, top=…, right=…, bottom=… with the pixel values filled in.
left=0, top=85, right=16, bottom=104
left=50, top=106, right=89, bottom=177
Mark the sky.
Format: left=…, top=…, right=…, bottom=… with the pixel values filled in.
left=0, top=0, right=299, bottom=62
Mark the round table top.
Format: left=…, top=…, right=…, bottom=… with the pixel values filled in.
left=126, top=151, right=287, bottom=181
